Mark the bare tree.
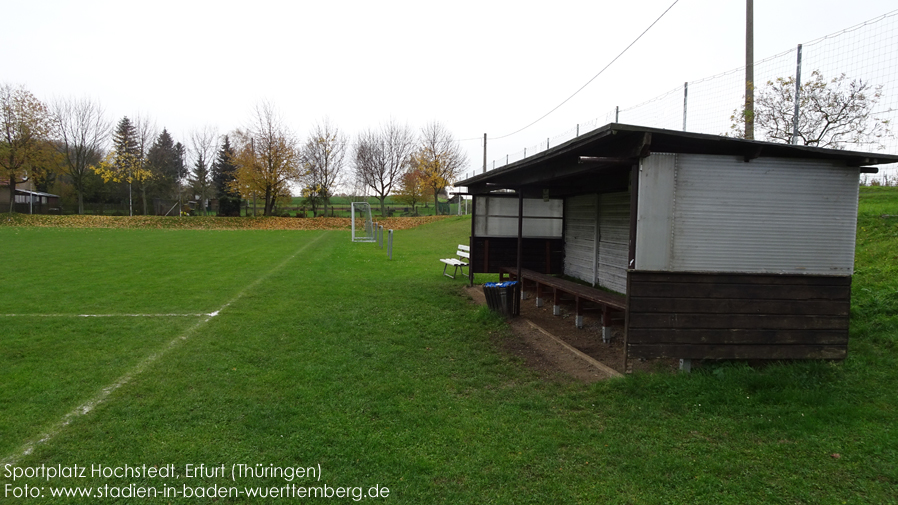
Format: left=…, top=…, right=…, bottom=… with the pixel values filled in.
left=132, top=113, right=157, bottom=214
left=300, top=117, right=347, bottom=217
left=52, top=96, right=109, bottom=214
left=413, top=121, right=468, bottom=214
left=729, top=71, right=892, bottom=150
left=353, top=120, right=415, bottom=217
left=189, top=125, right=220, bottom=216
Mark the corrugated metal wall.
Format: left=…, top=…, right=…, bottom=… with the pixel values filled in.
left=564, top=194, right=598, bottom=284
left=670, top=154, right=859, bottom=274
left=597, top=192, right=630, bottom=294
left=635, top=154, right=677, bottom=271
left=563, top=191, right=630, bottom=294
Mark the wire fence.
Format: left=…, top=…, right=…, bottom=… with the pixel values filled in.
left=466, top=10, right=898, bottom=185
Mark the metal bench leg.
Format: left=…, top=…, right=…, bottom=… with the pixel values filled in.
left=443, top=263, right=454, bottom=278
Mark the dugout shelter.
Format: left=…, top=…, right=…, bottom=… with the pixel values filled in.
left=455, top=123, right=898, bottom=364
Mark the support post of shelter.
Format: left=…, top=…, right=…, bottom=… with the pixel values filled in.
left=468, top=197, right=476, bottom=287
left=624, top=163, right=640, bottom=371
left=601, top=306, right=612, bottom=343
left=575, top=298, right=584, bottom=329
left=516, top=192, right=524, bottom=314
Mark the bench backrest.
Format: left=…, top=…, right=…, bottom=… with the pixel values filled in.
left=457, top=244, right=470, bottom=260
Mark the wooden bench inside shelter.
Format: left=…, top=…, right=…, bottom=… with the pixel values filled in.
left=499, top=267, right=626, bottom=340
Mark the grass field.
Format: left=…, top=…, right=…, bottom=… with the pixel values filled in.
left=1, top=187, right=896, bottom=503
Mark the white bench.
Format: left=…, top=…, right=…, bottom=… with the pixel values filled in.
left=440, top=245, right=470, bottom=279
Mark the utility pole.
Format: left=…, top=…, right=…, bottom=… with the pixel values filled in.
left=482, top=133, right=487, bottom=173
left=251, top=137, right=257, bottom=217
left=792, top=44, right=803, bottom=145
left=745, top=0, right=754, bottom=140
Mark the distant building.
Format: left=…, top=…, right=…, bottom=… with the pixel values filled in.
left=0, top=179, right=61, bottom=214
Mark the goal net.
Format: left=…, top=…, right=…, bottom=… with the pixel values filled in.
left=351, top=202, right=376, bottom=242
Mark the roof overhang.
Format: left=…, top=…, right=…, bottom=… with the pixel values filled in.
left=458, top=123, right=898, bottom=198
left=15, top=189, right=59, bottom=197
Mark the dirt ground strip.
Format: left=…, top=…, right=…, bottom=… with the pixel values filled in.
left=463, top=285, right=678, bottom=382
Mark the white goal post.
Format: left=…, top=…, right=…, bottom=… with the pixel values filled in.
left=351, top=202, right=376, bottom=242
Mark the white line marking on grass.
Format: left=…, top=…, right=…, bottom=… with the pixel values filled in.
left=0, top=232, right=328, bottom=466
left=1, top=313, right=218, bottom=317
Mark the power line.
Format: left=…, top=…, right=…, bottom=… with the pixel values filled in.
left=472, top=0, right=680, bottom=142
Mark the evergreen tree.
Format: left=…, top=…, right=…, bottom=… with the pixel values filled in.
left=174, top=142, right=187, bottom=179
left=211, top=135, right=241, bottom=216
left=112, top=117, right=139, bottom=168
left=146, top=128, right=181, bottom=200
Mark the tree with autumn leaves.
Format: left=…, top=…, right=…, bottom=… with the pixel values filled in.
left=228, top=102, right=303, bottom=217
left=393, top=168, right=427, bottom=215
left=411, top=122, right=467, bottom=215
left=2, top=83, right=471, bottom=217
left=90, top=116, right=156, bottom=216
left=1, top=83, right=57, bottom=213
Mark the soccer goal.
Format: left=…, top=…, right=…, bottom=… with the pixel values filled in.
left=351, top=202, right=376, bottom=242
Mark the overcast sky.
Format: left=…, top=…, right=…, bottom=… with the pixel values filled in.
left=4, top=0, right=896, bottom=187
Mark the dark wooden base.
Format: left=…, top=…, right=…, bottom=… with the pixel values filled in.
left=626, top=271, right=851, bottom=361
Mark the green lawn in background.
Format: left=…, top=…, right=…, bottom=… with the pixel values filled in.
left=287, top=195, right=465, bottom=217
left=0, top=188, right=896, bottom=504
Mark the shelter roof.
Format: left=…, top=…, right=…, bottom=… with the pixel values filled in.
left=457, top=123, right=898, bottom=198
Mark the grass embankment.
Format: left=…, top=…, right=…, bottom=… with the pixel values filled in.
left=0, top=213, right=450, bottom=231
left=287, top=196, right=461, bottom=217
left=0, top=188, right=896, bottom=503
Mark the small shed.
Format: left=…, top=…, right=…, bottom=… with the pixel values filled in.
left=15, top=189, right=60, bottom=214
left=457, top=123, right=898, bottom=363
left=0, top=186, right=61, bottom=214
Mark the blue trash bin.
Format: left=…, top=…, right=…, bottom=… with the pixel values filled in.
left=482, top=281, right=519, bottom=317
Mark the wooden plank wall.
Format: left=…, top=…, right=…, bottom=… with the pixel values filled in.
left=471, top=237, right=564, bottom=274
left=626, top=271, right=851, bottom=360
